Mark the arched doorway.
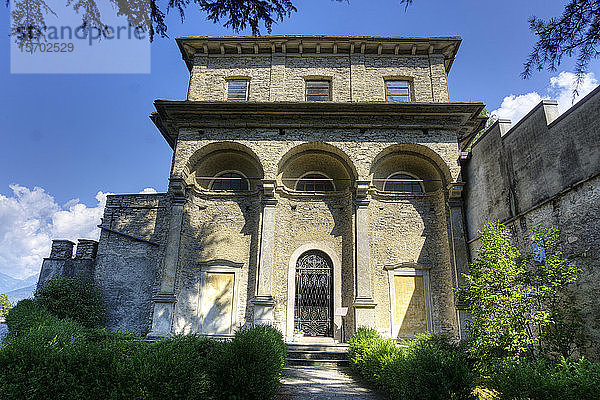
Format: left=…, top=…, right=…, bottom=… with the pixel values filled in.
left=294, top=250, right=334, bottom=337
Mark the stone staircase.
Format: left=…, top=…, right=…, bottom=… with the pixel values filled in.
left=286, top=343, right=350, bottom=367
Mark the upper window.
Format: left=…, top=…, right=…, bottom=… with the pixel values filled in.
left=384, top=173, right=423, bottom=193
left=386, top=80, right=410, bottom=102
left=227, top=79, right=249, bottom=101
left=295, top=173, right=335, bottom=192
left=306, top=81, right=331, bottom=101
left=211, top=172, right=249, bottom=191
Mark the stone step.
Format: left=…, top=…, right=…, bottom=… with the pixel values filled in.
left=287, top=350, right=348, bottom=360
left=286, top=358, right=350, bottom=367
left=287, top=344, right=349, bottom=353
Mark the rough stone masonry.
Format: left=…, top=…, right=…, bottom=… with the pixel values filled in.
left=38, top=36, right=599, bottom=359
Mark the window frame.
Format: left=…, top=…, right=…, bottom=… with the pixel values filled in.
left=226, top=78, right=249, bottom=101
left=294, top=171, right=336, bottom=192
left=385, top=79, right=411, bottom=102
left=383, top=171, right=424, bottom=193
left=209, top=170, right=250, bottom=192
left=305, top=80, right=332, bottom=102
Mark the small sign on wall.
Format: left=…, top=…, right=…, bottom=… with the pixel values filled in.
left=335, top=307, right=348, bottom=317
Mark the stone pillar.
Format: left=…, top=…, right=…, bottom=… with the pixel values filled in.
left=50, top=240, right=75, bottom=259
left=447, top=182, right=471, bottom=339
left=253, top=180, right=277, bottom=326
left=353, top=180, right=376, bottom=329
left=75, top=239, right=98, bottom=259
left=148, top=178, right=186, bottom=338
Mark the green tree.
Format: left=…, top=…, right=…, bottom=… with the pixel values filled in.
left=457, top=222, right=581, bottom=363
left=0, top=294, right=12, bottom=318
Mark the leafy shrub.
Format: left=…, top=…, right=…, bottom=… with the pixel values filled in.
left=0, top=293, right=11, bottom=318
left=349, top=329, right=474, bottom=400
left=35, top=276, right=106, bottom=328
left=348, top=327, right=400, bottom=384
left=487, top=357, right=600, bottom=400
left=4, top=299, right=58, bottom=336
left=1, top=303, right=284, bottom=400
left=208, top=325, right=287, bottom=400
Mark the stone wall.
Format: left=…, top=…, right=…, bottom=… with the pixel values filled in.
left=187, top=54, right=449, bottom=103
left=169, top=121, right=463, bottom=339
left=464, top=86, right=600, bottom=359
left=94, top=193, right=170, bottom=336
left=38, top=239, right=98, bottom=287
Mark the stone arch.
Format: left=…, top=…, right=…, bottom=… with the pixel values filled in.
left=370, top=143, right=453, bottom=192
left=183, top=142, right=265, bottom=190
left=277, top=142, right=358, bottom=192
left=285, top=242, right=342, bottom=341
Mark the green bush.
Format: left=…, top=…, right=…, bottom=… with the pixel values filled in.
left=4, top=299, right=58, bottom=336
left=487, top=357, right=600, bottom=400
left=34, top=276, right=106, bottom=328
left=0, top=293, right=11, bottom=318
left=208, top=325, right=287, bottom=400
left=1, top=302, right=284, bottom=400
left=348, top=327, right=400, bottom=384
left=349, top=329, right=474, bottom=400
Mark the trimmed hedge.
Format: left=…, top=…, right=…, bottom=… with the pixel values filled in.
left=348, top=328, right=475, bottom=400
left=1, top=300, right=286, bottom=400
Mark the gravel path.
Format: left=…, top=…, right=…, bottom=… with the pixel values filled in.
left=276, top=366, right=385, bottom=399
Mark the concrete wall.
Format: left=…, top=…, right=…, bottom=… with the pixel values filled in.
left=187, top=54, right=449, bottom=103
left=464, top=86, right=600, bottom=358
left=94, top=193, right=170, bottom=336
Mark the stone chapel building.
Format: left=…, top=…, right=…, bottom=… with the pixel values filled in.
left=39, top=35, right=600, bottom=350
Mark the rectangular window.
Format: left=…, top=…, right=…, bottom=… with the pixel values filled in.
left=227, top=79, right=249, bottom=101
left=386, top=80, right=410, bottom=102
left=306, top=80, right=331, bottom=101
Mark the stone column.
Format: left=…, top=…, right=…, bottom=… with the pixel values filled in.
left=446, top=182, right=471, bottom=339
left=148, top=178, right=186, bottom=338
left=353, top=180, right=376, bottom=329
left=253, top=180, right=277, bottom=326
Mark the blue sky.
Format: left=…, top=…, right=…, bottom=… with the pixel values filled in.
left=0, top=0, right=599, bottom=279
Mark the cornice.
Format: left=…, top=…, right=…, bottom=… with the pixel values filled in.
left=151, top=101, right=486, bottom=149
left=176, top=35, right=462, bottom=72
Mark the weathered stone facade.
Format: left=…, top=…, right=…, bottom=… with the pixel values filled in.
left=40, top=35, right=599, bottom=347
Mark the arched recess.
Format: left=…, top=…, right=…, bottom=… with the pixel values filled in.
left=184, top=142, right=265, bottom=191
left=277, top=142, right=358, bottom=192
left=286, top=242, right=342, bottom=341
left=370, top=143, right=453, bottom=193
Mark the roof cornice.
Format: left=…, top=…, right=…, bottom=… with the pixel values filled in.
left=150, top=100, right=485, bottom=149
left=176, top=35, right=462, bottom=73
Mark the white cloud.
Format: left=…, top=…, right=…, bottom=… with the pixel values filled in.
left=0, top=185, right=157, bottom=280
left=491, top=71, right=598, bottom=124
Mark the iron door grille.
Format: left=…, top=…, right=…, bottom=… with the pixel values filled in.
left=294, top=250, right=333, bottom=337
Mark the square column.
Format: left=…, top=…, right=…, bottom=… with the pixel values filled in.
left=353, top=181, right=376, bottom=329
left=252, top=180, right=277, bottom=326
left=148, top=178, right=185, bottom=338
